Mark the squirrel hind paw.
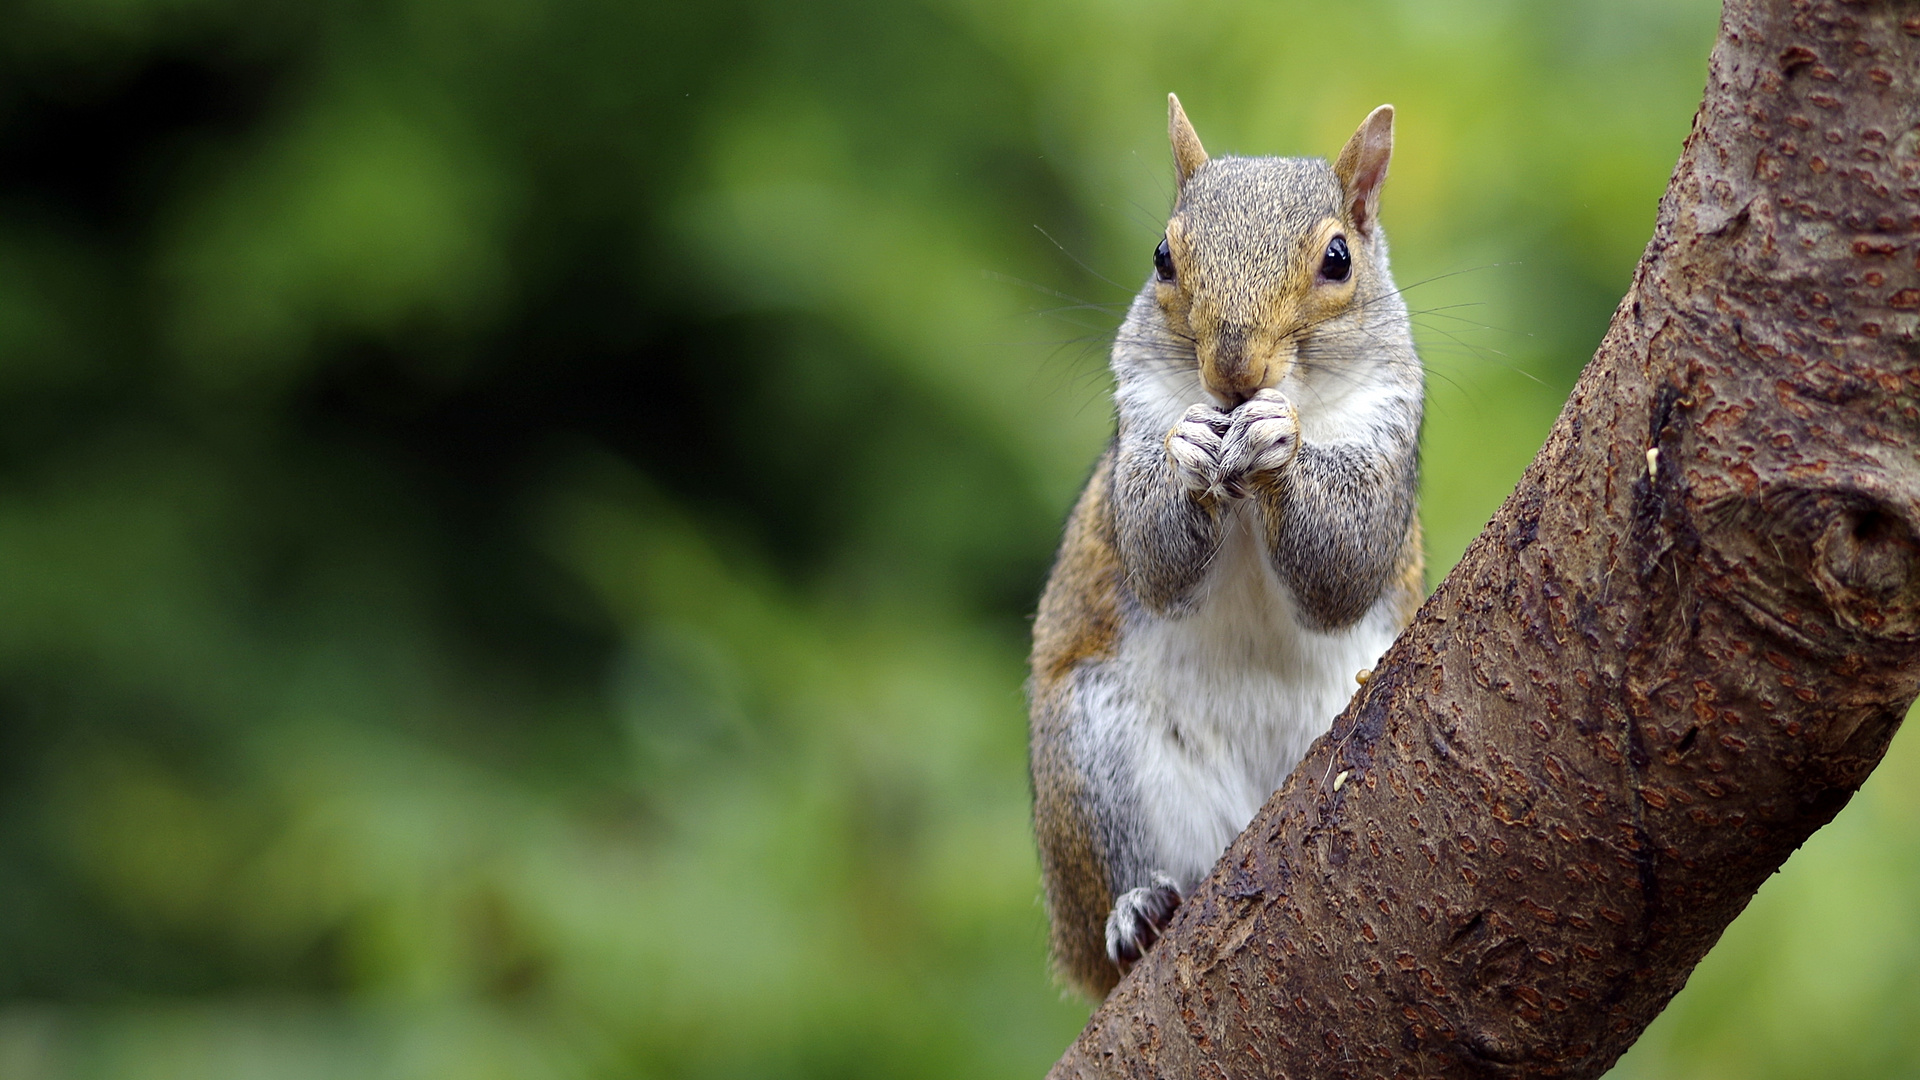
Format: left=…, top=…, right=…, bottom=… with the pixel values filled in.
left=1104, top=873, right=1183, bottom=970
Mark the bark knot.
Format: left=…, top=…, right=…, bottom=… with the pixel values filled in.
left=1810, top=497, right=1920, bottom=634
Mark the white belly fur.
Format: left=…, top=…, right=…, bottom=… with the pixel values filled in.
left=1116, top=503, right=1400, bottom=892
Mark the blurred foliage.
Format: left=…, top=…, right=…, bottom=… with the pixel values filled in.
left=0, top=0, right=1911, bottom=1077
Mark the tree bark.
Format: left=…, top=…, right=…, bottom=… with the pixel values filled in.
left=1048, top=1, right=1920, bottom=1076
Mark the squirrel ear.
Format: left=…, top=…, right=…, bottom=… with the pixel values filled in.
left=1168, top=93, right=1209, bottom=188
left=1333, top=104, right=1394, bottom=236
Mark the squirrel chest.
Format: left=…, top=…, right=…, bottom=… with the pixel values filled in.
left=1074, top=377, right=1413, bottom=891
left=1120, top=508, right=1401, bottom=866
left=1028, top=95, right=1424, bottom=999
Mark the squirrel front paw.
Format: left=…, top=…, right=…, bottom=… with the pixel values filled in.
left=1105, top=872, right=1182, bottom=972
left=1218, top=388, right=1298, bottom=496
left=1165, top=404, right=1231, bottom=494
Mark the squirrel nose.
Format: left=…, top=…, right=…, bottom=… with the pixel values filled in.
left=1203, top=377, right=1259, bottom=410
left=1200, top=326, right=1286, bottom=408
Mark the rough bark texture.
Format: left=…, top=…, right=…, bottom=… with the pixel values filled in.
left=1049, top=1, right=1920, bottom=1076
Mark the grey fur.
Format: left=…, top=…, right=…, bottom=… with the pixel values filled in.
left=1110, top=154, right=1421, bottom=629
left=1030, top=137, right=1424, bottom=995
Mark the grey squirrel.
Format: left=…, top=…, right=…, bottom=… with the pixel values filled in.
left=1028, top=96, right=1425, bottom=998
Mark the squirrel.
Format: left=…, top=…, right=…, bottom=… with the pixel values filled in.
left=1028, top=95, right=1425, bottom=999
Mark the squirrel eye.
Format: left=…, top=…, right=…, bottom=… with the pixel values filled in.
left=1153, top=237, right=1175, bottom=282
left=1320, top=236, right=1351, bottom=282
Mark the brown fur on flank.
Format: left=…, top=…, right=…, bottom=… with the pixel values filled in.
left=1029, top=448, right=1125, bottom=994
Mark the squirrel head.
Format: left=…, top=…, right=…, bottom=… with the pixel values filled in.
left=1153, top=96, right=1396, bottom=407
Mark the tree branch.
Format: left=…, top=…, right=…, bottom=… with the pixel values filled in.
left=1049, top=0, right=1920, bottom=1075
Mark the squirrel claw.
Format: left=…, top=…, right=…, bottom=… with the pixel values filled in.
left=1221, top=389, right=1299, bottom=479
left=1106, top=872, right=1183, bottom=971
left=1168, top=405, right=1230, bottom=493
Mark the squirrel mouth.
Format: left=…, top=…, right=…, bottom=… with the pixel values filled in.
left=1205, top=379, right=1280, bottom=411
left=1201, top=349, right=1293, bottom=409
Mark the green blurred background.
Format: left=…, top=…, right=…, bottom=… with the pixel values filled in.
left=0, top=0, right=1915, bottom=1077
